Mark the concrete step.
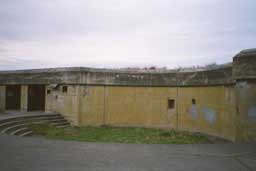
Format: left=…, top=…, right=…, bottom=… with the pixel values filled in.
left=0, top=113, right=71, bottom=137
left=1, top=123, right=28, bottom=134
left=10, top=127, right=30, bottom=136
left=0, top=114, right=61, bottom=124
left=0, top=115, right=62, bottom=125
left=51, top=122, right=70, bottom=127
left=0, top=116, right=64, bottom=129
left=56, top=125, right=69, bottom=128
left=45, top=118, right=66, bottom=123
left=19, top=131, right=33, bottom=137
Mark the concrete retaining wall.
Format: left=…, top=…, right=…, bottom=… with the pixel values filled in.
left=0, top=49, right=255, bottom=142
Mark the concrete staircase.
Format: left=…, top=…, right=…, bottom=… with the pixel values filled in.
left=0, top=114, right=70, bottom=137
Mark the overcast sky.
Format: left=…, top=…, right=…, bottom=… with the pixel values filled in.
left=0, top=0, right=255, bottom=70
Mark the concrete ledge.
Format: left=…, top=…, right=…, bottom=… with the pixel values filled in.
left=0, top=65, right=233, bottom=86
left=233, top=48, right=256, bottom=80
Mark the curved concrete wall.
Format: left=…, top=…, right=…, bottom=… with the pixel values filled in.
left=0, top=65, right=233, bottom=86
left=0, top=49, right=256, bottom=142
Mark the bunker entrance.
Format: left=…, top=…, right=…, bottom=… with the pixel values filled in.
left=28, top=85, right=45, bottom=111
left=5, top=85, right=21, bottom=110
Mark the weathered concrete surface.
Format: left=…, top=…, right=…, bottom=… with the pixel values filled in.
left=0, top=48, right=255, bottom=142
left=0, top=110, right=57, bottom=120
left=47, top=85, right=237, bottom=142
left=0, top=66, right=233, bottom=86
left=0, top=134, right=255, bottom=171
left=235, top=80, right=256, bottom=142
left=233, top=49, right=256, bottom=80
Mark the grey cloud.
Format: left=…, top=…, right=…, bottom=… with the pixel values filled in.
left=0, top=0, right=256, bottom=69
left=0, top=57, right=45, bottom=70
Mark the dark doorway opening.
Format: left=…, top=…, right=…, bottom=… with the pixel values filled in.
left=5, top=85, right=21, bottom=110
left=28, top=85, right=45, bottom=111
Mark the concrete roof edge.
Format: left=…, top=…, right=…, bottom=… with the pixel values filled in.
left=234, top=48, right=256, bottom=58
left=0, top=63, right=233, bottom=75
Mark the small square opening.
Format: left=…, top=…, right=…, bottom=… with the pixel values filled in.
left=168, top=99, right=175, bottom=109
left=47, top=90, right=51, bottom=94
left=192, top=98, right=196, bottom=105
left=62, top=86, right=68, bottom=93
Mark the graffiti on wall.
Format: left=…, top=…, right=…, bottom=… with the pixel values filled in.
left=0, top=92, right=4, bottom=97
left=202, top=107, right=216, bottom=124
left=248, top=106, right=256, bottom=120
left=190, top=104, right=198, bottom=120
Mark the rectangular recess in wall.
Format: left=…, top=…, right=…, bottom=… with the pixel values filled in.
left=168, top=99, right=175, bottom=109
left=28, top=85, right=45, bottom=111
left=5, top=85, right=21, bottom=110
left=47, top=90, right=51, bottom=94
left=62, top=86, right=68, bottom=93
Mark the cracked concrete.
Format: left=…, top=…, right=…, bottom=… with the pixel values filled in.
left=0, top=134, right=255, bottom=171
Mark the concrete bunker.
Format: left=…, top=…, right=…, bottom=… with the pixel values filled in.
left=0, top=48, right=256, bottom=142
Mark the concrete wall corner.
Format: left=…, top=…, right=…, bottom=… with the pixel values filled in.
left=233, top=49, right=256, bottom=142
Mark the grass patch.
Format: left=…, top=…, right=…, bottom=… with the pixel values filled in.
left=28, top=124, right=216, bottom=144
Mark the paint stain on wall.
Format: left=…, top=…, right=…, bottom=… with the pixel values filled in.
left=0, top=92, right=4, bottom=97
left=248, top=106, right=256, bottom=120
left=190, top=104, right=198, bottom=120
left=202, top=107, right=216, bottom=124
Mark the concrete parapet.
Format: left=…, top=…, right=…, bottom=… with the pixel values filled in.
left=0, top=66, right=233, bottom=87
left=233, top=48, right=256, bottom=80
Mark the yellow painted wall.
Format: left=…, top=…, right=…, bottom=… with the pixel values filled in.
left=177, top=86, right=236, bottom=141
left=54, top=86, right=178, bottom=128
left=105, top=87, right=177, bottom=128
left=79, top=86, right=105, bottom=126
left=44, top=84, right=241, bottom=141
left=45, top=85, right=80, bottom=126
left=0, top=86, right=5, bottom=112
